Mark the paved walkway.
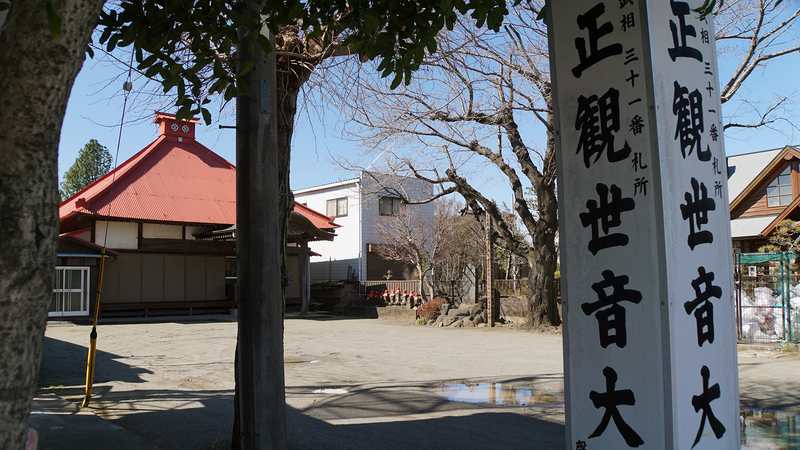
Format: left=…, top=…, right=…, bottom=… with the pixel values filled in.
left=32, top=313, right=800, bottom=449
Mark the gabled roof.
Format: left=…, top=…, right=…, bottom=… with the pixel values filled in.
left=761, top=194, right=800, bottom=237
left=59, top=112, right=236, bottom=226
left=729, top=145, right=800, bottom=211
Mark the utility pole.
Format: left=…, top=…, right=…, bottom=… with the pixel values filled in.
left=234, top=2, right=288, bottom=448
left=486, top=214, right=495, bottom=327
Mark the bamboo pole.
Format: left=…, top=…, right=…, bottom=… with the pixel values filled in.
left=82, top=248, right=106, bottom=407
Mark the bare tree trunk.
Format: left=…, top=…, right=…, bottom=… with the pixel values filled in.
left=524, top=243, right=560, bottom=328
left=0, top=1, right=104, bottom=447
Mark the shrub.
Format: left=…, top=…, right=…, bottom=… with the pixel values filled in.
left=417, top=297, right=447, bottom=321
left=415, top=317, right=428, bottom=325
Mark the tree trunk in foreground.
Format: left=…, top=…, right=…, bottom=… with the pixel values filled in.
left=0, top=0, right=105, bottom=447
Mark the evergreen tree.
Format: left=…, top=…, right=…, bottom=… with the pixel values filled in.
left=59, top=139, right=112, bottom=201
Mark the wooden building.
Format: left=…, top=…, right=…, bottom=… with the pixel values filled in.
left=56, top=112, right=336, bottom=318
left=729, top=145, right=800, bottom=252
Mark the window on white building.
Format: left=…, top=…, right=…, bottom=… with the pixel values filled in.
left=327, top=197, right=348, bottom=217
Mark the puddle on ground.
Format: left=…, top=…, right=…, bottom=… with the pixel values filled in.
left=431, top=383, right=558, bottom=406
left=742, top=408, right=800, bottom=449
left=284, top=359, right=319, bottom=364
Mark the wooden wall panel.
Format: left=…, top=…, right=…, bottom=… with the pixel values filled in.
left=164, top=255, right=186, bottom=301
left=141, top=254, right=164, bottom=302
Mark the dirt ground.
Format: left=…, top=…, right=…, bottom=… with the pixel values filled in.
left=37, top=314, right=800, bottom=450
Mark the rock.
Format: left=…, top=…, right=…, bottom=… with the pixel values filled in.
left=477, top=323, right=487, bottom=328
left=472, top=314, right=485, bottom=325
left=463, top=319, right=476, bottom=327
left=452, top=319, right=464, bottom=327
left=441, top=304, right=450, bottom=316
left=448, top=309, right=470, bottom=317
left=442, top=316, right=458, bottom=327
left=458, top=302, right=479, bottom=310
left=468, top=306, right=483, bottom=317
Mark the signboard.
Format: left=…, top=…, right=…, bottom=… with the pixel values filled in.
left=548, top=1, right=739, bottom=448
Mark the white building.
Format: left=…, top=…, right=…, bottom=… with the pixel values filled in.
left=293, top=171, right=435, bottom=282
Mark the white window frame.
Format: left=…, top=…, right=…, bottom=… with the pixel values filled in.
left=50, top=266, right=90, bottom=317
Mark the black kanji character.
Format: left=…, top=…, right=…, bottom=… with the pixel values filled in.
left=575, top=88, right=632, bottom=168
left=673, top=81, right=710, bottom=161
left=680, top=177, right=716, bottom=250
left=576, top=441, right=588, bottom=450
left=582, top=270, right=643, bottom=348
left=573, top=3, right=623, bottom=78
left=634, top=177, right=648, bottom=196
left=589, top=367, right=644, bottom=447
left=701, top=29, right=709, bottom=44
left=684, top=267, right=722, bottom=346
left=668, top=0, right=703, bottom=62
left=624, top=48, right=638, bottom=65
left=621, top=13, right=635, bottom=31
left=714, top=181, right=723, bottom=198
left=709, top=124, right=718, bottom=142
left=631, top=152, right=647, bottom=171
left=626, top=70, right=639, bottom=87
left=630, top=115, right=644, bottom=135
left=691, top=366, right=726, bottom=448
left=619, top=0, right=633, bottom=7
left=580, top=183, right=636, bottom=255
left=712, top=157, right=722, bottom=175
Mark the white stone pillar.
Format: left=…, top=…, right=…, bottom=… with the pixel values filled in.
left=548, top=1, right=739, bottom=448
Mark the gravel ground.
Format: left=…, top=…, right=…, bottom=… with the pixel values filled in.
left=37, top=313, right=800, bottom=450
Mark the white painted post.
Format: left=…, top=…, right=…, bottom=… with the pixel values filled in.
left=548, top=1, right=739, bottom=449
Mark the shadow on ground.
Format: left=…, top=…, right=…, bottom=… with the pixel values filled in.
left=39, top=336, right=153, bottom=388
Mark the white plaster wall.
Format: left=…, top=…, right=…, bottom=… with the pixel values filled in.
left=94, top=221, right=138, bottom=249
left=295, top=172, right=435, bottom=282
left=143, top=223, right=183, bottom=239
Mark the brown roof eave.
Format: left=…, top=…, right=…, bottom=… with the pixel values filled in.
left=730, top=145, right=800, bottom=212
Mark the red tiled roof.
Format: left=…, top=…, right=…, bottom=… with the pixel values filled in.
left=59, top=113, right=236, bottom=225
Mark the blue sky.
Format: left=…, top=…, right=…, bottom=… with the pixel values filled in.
left=58, top=36, right=800, bottom=206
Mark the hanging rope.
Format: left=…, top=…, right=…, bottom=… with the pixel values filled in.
left=82, top=55, right=134, bottom=408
